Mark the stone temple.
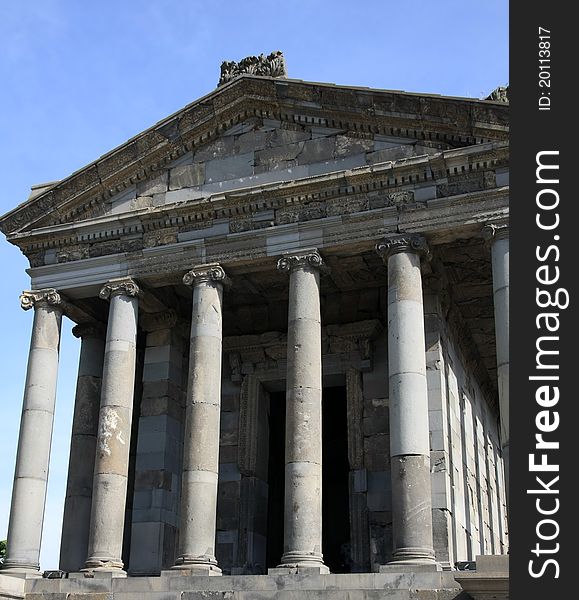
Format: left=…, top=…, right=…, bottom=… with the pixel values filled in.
left=0, top=54, right=509, bottom=600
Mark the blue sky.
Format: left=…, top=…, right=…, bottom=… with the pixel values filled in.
left=0, top=1, right=508, bottom=570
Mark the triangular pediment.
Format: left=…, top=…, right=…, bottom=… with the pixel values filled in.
left=0, top=75, right=508, bottom=239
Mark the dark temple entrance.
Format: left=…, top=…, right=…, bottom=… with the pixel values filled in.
left=265, top=386, right=351, bottom=573
left=266, top=391, right=286, bottom=569
left=322, top=386, right=351, bottom=573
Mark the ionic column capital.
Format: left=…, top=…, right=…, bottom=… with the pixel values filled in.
left=99, top=277, right=140, bottom=300
left=481, top=222, right=509, bottom=243
left=375, top=234, right=431, bottom=262
left=20, top=288, right=64, bottom=311
left=183, top=263, right=230, bottom=287
left=277, top=248, right=326, bottom=274
left=72, top=322, right=106, bottom=339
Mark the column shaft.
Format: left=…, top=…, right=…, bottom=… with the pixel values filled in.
left=59, top=325, right=105, bottom=572
left=486, top=225, right=509, bottom=501
left=173, top=264, right=227, bottom=575
left=277, top=250, right=327, bottom=572
left=377, top=235, right=435, bottom=565
left=84, top=279, right=139, bottom=573
left=2, top=290, right=63, bottom=573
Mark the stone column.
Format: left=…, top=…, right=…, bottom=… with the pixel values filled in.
left=2, top=289, right=64, bottom=574
left=83, top=278, right=139, bottom=573
left=59, top=323, right=105, bottom=573
left=275, top=249, right=328, bottom=574
left=172, top=264, right=228, bottom=575
left=376, top=234, right=436, bottom=566
left=483, top=223, right=509, bottom=502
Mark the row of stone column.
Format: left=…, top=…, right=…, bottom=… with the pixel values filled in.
left=1, top=227, right=509, bottom=576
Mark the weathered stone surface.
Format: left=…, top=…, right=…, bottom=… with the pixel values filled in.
left=277, top=250, right=327, bottom=573
left=169, top=164, right=205, bottom=190
left=362, top=407, right=389, bottom=437
left=175, top=265, right=227, bottom=573
left=334, top=135, right=374, bottom=157
left=60, top=330, right=105, bottom=572
left=377, top=240, right=435, bottom=566
left=137, top=172, right=168, bottom=197
left=205, top=153, right=254, bottom=182
left=3, top=296, right=63, bottom=573
left=84, top=279, right=139, bottom=573
left=363, top=435, right=391, bottom=471
left=254, top=144, right=303, bottom=170
left=296, top=138, right=335, bottom=164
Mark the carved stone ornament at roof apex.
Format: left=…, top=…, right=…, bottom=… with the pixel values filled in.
left=218, top=50, right=287, bottom=87
left=20, top=288, right=64, bottom=311
left=485, top=85, right=509, bottom=103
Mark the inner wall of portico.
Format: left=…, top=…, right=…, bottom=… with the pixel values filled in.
left=128, top=315, right=189, bottom=575
left=423, top=292, right=508, bottom=568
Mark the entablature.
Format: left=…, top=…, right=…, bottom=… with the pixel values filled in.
left=10, top=141, right=508, bottom=270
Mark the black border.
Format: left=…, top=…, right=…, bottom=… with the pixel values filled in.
left=510, top=3, right=573, bottom=598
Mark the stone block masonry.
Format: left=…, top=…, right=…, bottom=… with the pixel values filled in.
left=129, top=310, right=187, bottom=575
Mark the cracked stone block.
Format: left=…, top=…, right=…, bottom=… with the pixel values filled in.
left=169, top=163, right=205, bottom=190
left=137, top=172, right=168, bottom=196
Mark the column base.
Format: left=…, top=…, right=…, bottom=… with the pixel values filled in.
left=380, top=547, right=440, bottom=572
left=273, top=551, right=329, bottom=575
left=168, top=556, right=222, bottom=576
left=80, top=557, right=126, bottom=577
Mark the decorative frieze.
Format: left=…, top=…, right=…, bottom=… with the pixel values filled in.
left=276, top=202, right=327, bottom=225
left=223, top=320, right=383, bottom=377
left=237, top=374, right=263, bottom=477
left=324, top=321, right=383, bottom=363
left=140, top=309, right=179, bottom=333
left=143, top=228, right=179, bottom=248
left=345, top=368, right=364, bottom=470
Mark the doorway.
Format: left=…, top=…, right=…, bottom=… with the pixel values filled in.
left=322, top=386, right=351, bottom=573
left=264, top=386, right=351, bottom=573
left=265, top=391, right=286, bottom=570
